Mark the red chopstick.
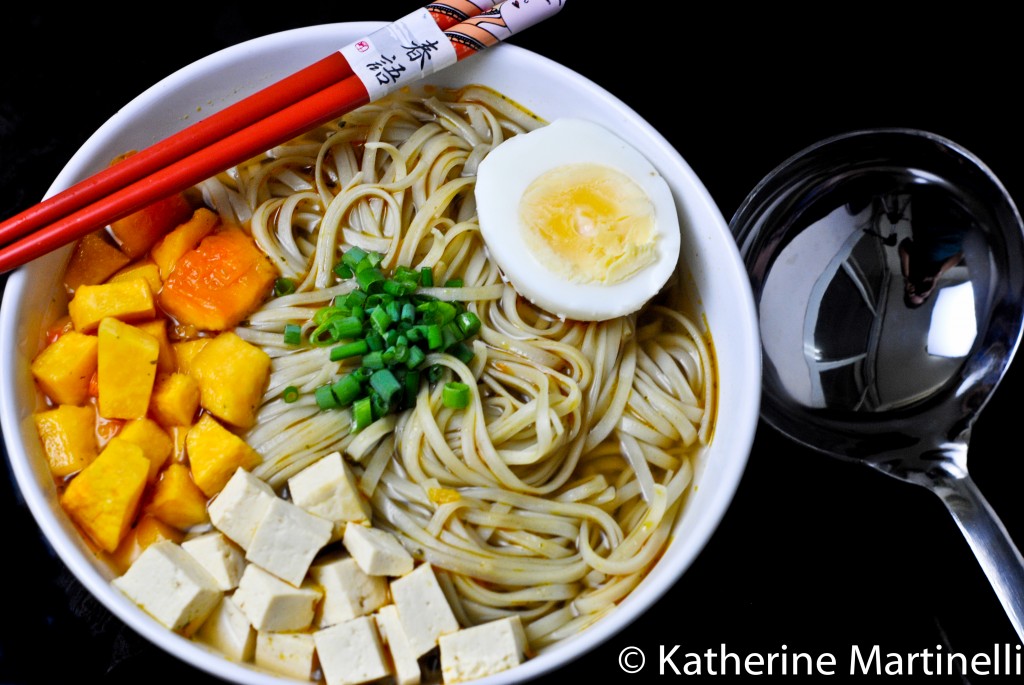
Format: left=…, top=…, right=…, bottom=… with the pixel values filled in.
left=0, top=1, right=493, bottom=265
left=0, top=0, right=565, bottom=274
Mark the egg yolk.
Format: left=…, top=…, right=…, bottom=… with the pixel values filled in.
left=518, top=163, right=658, bottom=284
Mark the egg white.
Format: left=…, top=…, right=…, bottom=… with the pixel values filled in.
left=474, top=118, right=681, bottom=322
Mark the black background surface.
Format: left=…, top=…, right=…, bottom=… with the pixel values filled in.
left=2, top=4, right=1023, bottom=684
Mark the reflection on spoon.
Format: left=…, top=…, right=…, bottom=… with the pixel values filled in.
left=732, top=128, right=1024, bottom=641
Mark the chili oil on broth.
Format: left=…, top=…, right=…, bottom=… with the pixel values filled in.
left=201, top=84, right=714, bottom=658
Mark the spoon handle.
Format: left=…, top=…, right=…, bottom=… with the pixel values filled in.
left=931, top=473, right=1024, bottom=643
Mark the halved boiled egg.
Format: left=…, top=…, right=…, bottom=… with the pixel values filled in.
left=475, top=118, right=681, bottom=321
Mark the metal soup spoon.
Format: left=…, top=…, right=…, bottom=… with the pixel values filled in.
left=730, top=128, right=1024, bottom=640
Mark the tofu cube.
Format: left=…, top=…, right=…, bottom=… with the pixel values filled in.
left=208, top=467, right=276, bottom=550
left=186, top=414, right=262, bottom=497
left=439, top=616, right=526, bottom=683
left=288, top=451, right=371, bottom=541
left=113, top=540, right=221, bottom=636
left=255, top=631, right=316, bottom=680
left=311, top=555, right=388, bottom=627
left=375, top=604, right=421, bottom=685
left=233, top=564, right=321, bottom=632
left=246, top=498, right=332, bottom=587
left=315, top=616, right=391, bottom=685
left=196, top=594, right=255, bottom=663
left=390, top=564, right=460, bottom=657
left=343, top=524, right=413, bottom=577
left=182, top=532, right=246, bottom=591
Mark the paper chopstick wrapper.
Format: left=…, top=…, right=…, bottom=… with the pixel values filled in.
left=342, top=0, right=566, bottom=101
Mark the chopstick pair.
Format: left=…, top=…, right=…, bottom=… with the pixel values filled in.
left=0, top=0, right=566, bottom=274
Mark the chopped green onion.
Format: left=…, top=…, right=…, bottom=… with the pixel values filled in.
left=370, top=306, right=392, bottom=334
left=442, top=381, right=470, bottom=409
left=274, top=277, right=296, bottom=297
left=404, top=369, right=421, bottom=406
left=367, top=393, right=386, bottom=420
left=283, top=323, right=302, bottom=346
left=311, top=259, right=484, bottom=425
left=365, top=332, right=385, bottom=351
left=384, top=278, right=417, bottom=297
left=345, top=290, right=367, bottom=309
left=391, top=344, right=410, bottom=364
left=331, top=316, right=363, bottom=340
left=456, top=311, right=481, bottom=337
left=441, top=322, right=463, bottom=349
left=449, top=342, right=475, bottom=365
left=342, top=246, right=369, bottom=269
left=351, top=397, right=373, bottom=432
left=331, top=373, right=363, bottom=406
left=425, top=324, right=443, bottom=350
left=405, top=345, right=426, bottom=369
left=313, top=305, right=348, bottom=325
left=282, top=386, right=300, bottom=403
left=370, top=369, right=402, bottom=405
left=309, top=323, right=336, bottom=347
left=330, top=339, right=369, bottom=362
left=362, top=350, right=385, bottom=370
left=356, top=267, right=386, bottom=293
left=315, top=384, right=340, bottom=410
left=401, top=302, right=416, bottom=323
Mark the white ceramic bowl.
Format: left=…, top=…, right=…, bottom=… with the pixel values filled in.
left=0, top=23, right=760, bottom=685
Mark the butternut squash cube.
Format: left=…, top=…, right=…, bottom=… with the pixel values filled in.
left=33, top=405, right=97, bottom=477
left=109, top=514, right=185, bottom=575
left=151, top=207, right=219, bottom=280
left=186, top=414, right=261, bottom=496
left=158, top=228, right=277, bottom=331
left=108, top=261, right=163, bottom=295
left=190, top=332, right=271, bottom=429
left=61, top=438, right=150, bottom=552
left=172, top=339, right=210, bottom=375
left=97, top=318, right=160, bottom=420
left=110, top=192, right=194, bottom=259
left=63, top=230, right=132, bottom=292
left=146, top=463, right=210, bottom=530
left=30, top=331, right=98, bottom=406
left=68, top=279, right=156, bottom=332
left=150, top=373, right=201, bottom=427
left=135, top=319, right=175, bottom=374
left=117, top=418, right=173, bottom=481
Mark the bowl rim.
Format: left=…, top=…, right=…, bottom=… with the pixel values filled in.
left=0, top=20, right=761, bottom=685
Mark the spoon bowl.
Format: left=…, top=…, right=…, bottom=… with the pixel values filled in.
left=732, top=128, right=1024, bottom=640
